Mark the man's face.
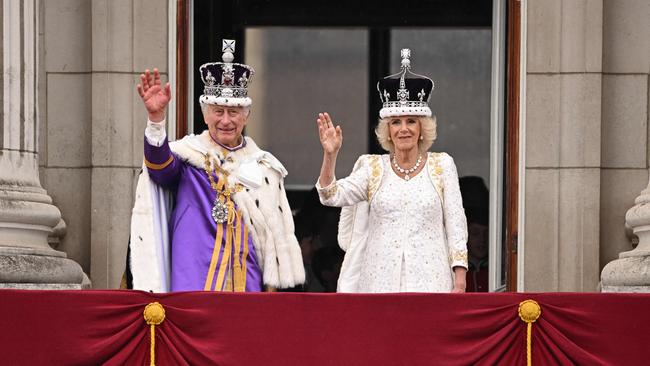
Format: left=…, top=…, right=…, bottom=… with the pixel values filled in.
left=203, top=105, right=248, bottom=147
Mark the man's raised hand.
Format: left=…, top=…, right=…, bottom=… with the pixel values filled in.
left=136, top=68, right=171, bottom=122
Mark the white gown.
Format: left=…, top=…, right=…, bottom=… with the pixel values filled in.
left=317, top=153, right=468, bottom=293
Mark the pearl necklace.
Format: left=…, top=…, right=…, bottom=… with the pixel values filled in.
left=392, top=154, right=422, bottom=181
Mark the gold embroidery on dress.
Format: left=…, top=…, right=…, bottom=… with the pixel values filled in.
left=449, top=249, right=468, bottom=266
left=367, top=155, right=382, bottom=201
left=321, top=183, right=338, bottom=200
left=428, top=153, right=444, bottom=201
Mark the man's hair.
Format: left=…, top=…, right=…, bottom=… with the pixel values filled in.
left=199, top=101, right=251, bottom=117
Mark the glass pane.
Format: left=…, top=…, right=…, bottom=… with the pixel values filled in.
left=245, top=28, right=369, bottom=189
left=391, top=28, right=495, bottom=291
left=245, top=29, right=368, bottom=292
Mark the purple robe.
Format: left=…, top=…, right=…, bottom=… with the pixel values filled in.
left=144, top=137, right=263, bottom=292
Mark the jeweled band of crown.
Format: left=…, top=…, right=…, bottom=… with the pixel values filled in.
left=382, top=101, right=429, bottom=109
left=203, top=84, right=249, bottom=98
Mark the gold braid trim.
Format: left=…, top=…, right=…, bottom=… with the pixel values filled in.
left=203, top=153, right=245, bottom=292
left=233, top=212, right=244, bottom=292
left=205, top=196, right=225, bottom=290
left=204, top=161, right=226, bottom=290
left=144, top=155, right=174, bottom=170
left=239, top=224, right=250, bottom=291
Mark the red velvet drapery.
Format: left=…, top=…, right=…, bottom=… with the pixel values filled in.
left=1, top=290, right=648, bottom=365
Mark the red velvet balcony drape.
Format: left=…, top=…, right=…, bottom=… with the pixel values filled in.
left=1, top=290, right=648, bottom=365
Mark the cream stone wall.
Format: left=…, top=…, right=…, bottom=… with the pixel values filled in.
left=524, top=0, right=650, bottom=291
left=38, top=0, right=168, bottom=288
left=90, top=0, right=168, bottom=288
left=39, top=0, right=93, bottom=270
left=524, top=0, right=603, bottom=291
left=599, top=0, right=650, bottom=271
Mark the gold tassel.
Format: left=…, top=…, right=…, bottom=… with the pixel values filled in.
left=232, top=208, right=244, bottom=292
left=518, top=299, right=541, bottom=366
left=239, top=223, right=249, bottom=291
left=143, top=302, right=166, bottom=366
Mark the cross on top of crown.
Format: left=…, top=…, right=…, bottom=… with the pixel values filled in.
left=222, top=39, right=236, bottom=63
left=400, top=48, right=411, bottom=69
left=222, top=39, right=236, bottom=53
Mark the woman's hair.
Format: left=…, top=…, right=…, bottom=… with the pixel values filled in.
left=374, top=115, right=437, bottom=153
left=199, top=101, right=251, bottom=118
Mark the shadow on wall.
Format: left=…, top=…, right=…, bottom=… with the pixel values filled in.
left=460, top=176, right=489, bottom=292
left=289, top=187, right=343, bottom=293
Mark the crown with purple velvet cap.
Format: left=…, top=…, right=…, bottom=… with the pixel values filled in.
left=199, top=39, right=255, bottom=107
left=377, top=48, right=434, bottom=119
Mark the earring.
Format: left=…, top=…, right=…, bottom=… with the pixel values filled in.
left=388, top=137, right=391, bottom=141
left=419, top=135, right=423, bottom=140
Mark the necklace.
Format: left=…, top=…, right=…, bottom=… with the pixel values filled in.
left=203, top=154, right=242, bottom=224
left=392, top=154, right=422, bottom=181
left=211, top=134, right=247, bottom=152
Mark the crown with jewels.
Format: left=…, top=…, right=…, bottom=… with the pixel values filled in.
left=377, top=48, right=434, bottom=119
left=199, top=39, right=255, bottom=107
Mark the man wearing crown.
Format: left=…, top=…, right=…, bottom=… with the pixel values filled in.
left=126, top=40, right=304, bottom=292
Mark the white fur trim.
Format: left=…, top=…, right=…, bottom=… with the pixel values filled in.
left=164, top=132, right=304, bottom=288
left=199, top=94, right=252, bottom=107
left=379, top=106, right=432, bottom=118
left=336, top=156, right=372, bottom=292
left=129, top=166, right=172, bottom=292
left=169, top=133, right=288, bottom=180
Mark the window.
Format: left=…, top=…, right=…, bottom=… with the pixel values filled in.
left=181, top=0, right=512, bottom=291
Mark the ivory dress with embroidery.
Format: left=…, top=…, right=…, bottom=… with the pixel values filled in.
left=317, top=153, right=468, bottom=293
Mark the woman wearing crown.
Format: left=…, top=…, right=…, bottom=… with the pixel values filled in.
left=316, top=49, right=468, bottom=293
left=126, top=40, right=304, bottom=292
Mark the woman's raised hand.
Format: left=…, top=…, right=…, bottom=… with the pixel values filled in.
left=136, top=68, right=171, bottom=122
left=317, top=112, right=343, bottom=155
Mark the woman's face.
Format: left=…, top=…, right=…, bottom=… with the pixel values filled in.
left=388, top=116, right=421, bottom=152
left=203, top=105, right=248, bottom=147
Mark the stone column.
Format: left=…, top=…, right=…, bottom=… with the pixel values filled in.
left=90, top=0, right=168, bottom=288
left=602, top=184, right=650, bottom=292
left=524, top=0, right=603, bottom=291
left=0, top=0, right=83, bottom=289
left=599, top=0, right=650, bottom=292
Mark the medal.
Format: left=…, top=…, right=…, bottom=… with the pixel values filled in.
left=211, top=199, right=229, bottom=223
left=204, top=153, right=242, bottom=225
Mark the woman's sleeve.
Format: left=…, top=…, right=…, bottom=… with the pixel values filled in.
left=441, top=154, right=468, bottom=269
left=315, top=155, right=369, bottom=207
